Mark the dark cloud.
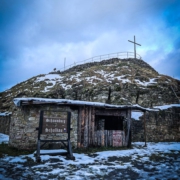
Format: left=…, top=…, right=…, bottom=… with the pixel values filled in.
left=159, top=36, right=180, bottom=78
left=0, top=0, right=180, bottom=92
left=0, top=0, right=36, bottom=58
left=162, top=0, right=180, bottom=27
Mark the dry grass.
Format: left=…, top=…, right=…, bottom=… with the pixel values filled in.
left=0, top=143, right=34, bottom=157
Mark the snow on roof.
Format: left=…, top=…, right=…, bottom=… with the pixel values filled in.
left=13, top=97, right=151, bottom=111
left=154, top=104, right=180, bottom=110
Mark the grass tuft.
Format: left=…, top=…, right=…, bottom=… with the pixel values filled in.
left=0, top=143, right=34, bottom=157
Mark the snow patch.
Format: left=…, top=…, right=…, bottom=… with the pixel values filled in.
left=0, top=112, right=12, bottom=116
left=36, top=74, right=63, bottom=82
left=0, top=133, right=9, bottom=144
left=131, top=111, right=143, bottom=120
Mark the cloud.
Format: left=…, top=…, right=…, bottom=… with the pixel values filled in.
left=0, top=0, right=180, bottom=92
left=158, top=37, right=180, bottom=78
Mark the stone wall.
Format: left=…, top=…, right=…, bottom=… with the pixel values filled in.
left=0, top=115, right=11, bottom=135
left=9, top=104, right=180, bottom=150
left=132, top=107, right=180, bottom=142
left=9, top=105, right=78, bottom=150
left=131, top=119, right=144, bottom=142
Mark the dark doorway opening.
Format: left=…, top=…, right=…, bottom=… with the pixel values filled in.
left=95, top=115, right=124, bottom=130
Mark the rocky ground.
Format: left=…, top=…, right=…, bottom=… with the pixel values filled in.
left=0, top=142, right=180, bottom=180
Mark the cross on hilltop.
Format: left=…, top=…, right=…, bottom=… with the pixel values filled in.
left=128, top=36, right=141, bottom=59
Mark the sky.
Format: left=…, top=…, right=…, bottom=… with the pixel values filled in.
left=0, top=0, right=180, bottom=92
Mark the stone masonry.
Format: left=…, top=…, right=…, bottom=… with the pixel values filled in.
left=9, top=105, right=78, bottom=150
left=132, top=107, right=180, bottom=142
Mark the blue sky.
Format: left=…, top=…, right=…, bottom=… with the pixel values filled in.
left=0, top=0, right=180, bottom=92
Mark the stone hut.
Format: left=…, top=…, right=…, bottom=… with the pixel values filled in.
left=9, top=97, right=148, bottom=150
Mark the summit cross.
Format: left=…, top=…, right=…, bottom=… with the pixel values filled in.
left=128, top=36, right=141, bottom=59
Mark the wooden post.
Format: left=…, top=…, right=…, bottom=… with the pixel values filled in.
left=128, top=109, right=132, bottom=148
left=144, top=111, right=147, bottom=147
left=125, top=109, right=132, bottom=148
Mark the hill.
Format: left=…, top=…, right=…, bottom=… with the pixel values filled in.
left=0, top=58, right=180, bottom=113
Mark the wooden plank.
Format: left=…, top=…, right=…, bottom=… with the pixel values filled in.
left=112, top=130, right=125, bottom=147
left=91, top=107, right=95, bottom=146
left=94, top=130, right=126, bottom=147
left=107, top=130, right=110, bottom=146
left=77, top=107, right=82, bottom=148
left=96, top=131, right=98, bottom=145
left=95, top=109, right=126, bottom=116
left=105, top=130, right=108, bottom=147
left=122, top=131, right=125, bottom=146
left=99, top=131, right=101, bottom=146
left=110, top=130, right=113, bottom=146
left=81, top=107, right=85, bottom=147
left=97, top=131, right=99, bottom=146
left=98, top=130, right=101, bottom=146
left=94, top=131, right=97, bottom=146
left=84, top=107, right=89, bottom=147
left=88, top=107, right=92, bottom=146
left=101, top=130, right=104, bottom=146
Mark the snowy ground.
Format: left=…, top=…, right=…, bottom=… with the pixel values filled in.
left=0, top=133, right=180, bottom=180
left=0, top=133, right=9, bottom=144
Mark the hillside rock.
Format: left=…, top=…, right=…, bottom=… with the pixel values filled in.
left=0, top=58, right=180, bottom=113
